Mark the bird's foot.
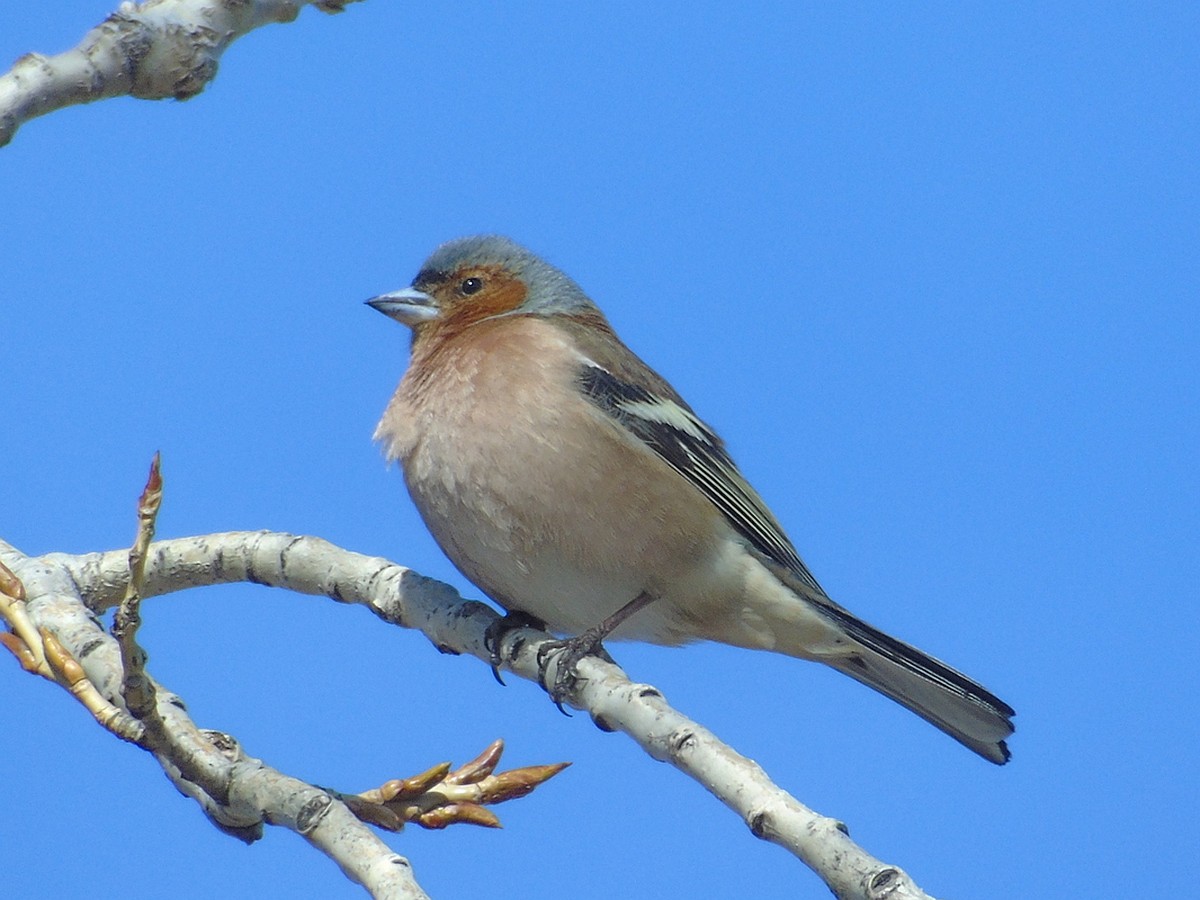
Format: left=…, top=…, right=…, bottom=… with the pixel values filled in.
left=484, top=610, right=547, bottom=684
left=535, top=628, right=614, bottom=712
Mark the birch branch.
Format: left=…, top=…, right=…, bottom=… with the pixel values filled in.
left=0, top=0, right=361, bottom=147
left=1, top=533, right=568, bottom=900
left=1, top=541, right=427, bottom=899
left=36, top=530, right=936, bottom=900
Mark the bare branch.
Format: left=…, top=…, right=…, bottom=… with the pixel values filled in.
left=0, top=0, right=362, bottom=147
left=2, top=539, right=432, bottom=899
left=46, top=531, right=937, bottom=900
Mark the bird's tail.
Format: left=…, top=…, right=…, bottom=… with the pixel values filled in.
left=806, top=604, right=1015, bottom=765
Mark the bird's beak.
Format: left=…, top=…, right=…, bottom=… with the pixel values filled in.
left=365, top=287, right=439, bottom=325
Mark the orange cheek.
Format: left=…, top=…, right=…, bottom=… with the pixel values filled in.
left=410, top=277, right=529, bottom=355
left=442, top=279, right=528, bottom=330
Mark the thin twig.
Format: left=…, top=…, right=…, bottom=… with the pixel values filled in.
left=112, top=451, right=163, bottom=722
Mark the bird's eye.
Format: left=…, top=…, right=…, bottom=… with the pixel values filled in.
left=459, top=277, right=483, bottom=296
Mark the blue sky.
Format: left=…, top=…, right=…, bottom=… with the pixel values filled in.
left=2, top=3, right=1197, bottom=897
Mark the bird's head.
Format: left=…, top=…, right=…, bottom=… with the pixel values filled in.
left=367, top=235, right=599, bottom=338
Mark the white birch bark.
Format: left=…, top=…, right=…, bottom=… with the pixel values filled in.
left=2, top=533, right=936, bottom=900
left=0, top=0, right=358, bottom=147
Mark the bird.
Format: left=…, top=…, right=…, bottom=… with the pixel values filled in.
left=367, top=234, right=1015, bottom=764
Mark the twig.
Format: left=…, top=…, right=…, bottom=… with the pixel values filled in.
left=112, top=451, right=163, bottom=723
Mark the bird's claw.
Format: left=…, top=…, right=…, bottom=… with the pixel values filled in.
left=535, top=628, right=611, bottom=712
left=484, top=610, right=547, bottom=685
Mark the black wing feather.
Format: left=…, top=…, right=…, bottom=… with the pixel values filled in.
left=577, top=364, right=826, bottom=596
left=576, top=361, right=1015, bottom=762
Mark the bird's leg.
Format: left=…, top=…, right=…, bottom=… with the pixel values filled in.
left=536, top=592, right=657, bottom=709
left=484, top=609, right=547, bottom=684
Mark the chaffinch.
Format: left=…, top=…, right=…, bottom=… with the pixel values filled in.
left=368, top=235, right=1015, bottom=764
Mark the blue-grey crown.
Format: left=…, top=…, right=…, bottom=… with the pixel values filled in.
left=416, top=235, right=598, bottom=315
